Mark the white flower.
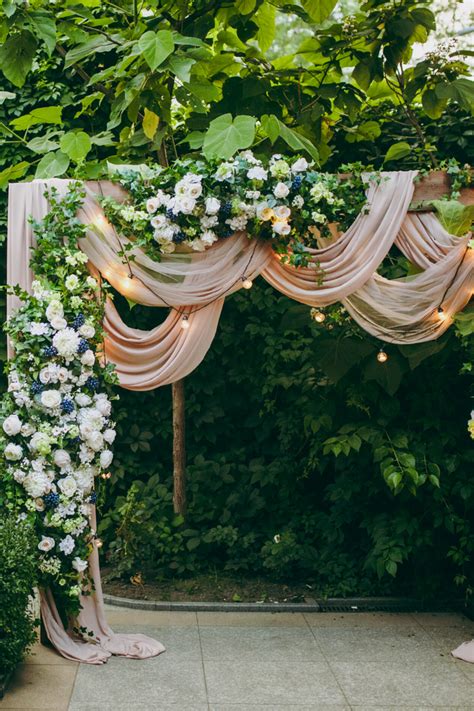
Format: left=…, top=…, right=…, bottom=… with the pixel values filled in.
left=78, top=323, right=95, bottom=339
left=292, top=195, right=304, bottom=208
left=53, top=328, right=80, bottom=359
left=227, top=216, right=247, bottom=231
left=272, top=221, right=291, bottom=236
left=205, top=197, right=221, bottom=215
left=81, top=350, right=95, bottom=367
left=103, top=428, right=116, bottom=445
left=311, top=210, right=327, bottom=223
left=21, top=423, right=35, bottom=437
left=292, top=157, right=309, bottom=172
left=146, top=197, right=160, bottom=213
left=57, top=476, right=77, bottom=498
left=187, top=182, right=202, bottom=199
left=59, top=535, right=75, bottom=555
left=274, top=206, right=291, bottom=220
left=100, top=450, right=113, bottom=468
left=35, top=497, right=46, bottom=511
left=39, top=367, right=52, bottom=384
left=200, top=215, right=219, bottom=229
left=245, top=190, right=261, bottom=200
left=54, top=449, right=71, bottom=469
left=38, top=536, right=55, bottom=553
left=201, top=230, right=218, bottom=246
left=65, top=275, right=80, bottom=291
left=273, top=182, right=290, bottom=199
left=151, top=214, right=168, bottom=229
left=50, top=316, right=67, bottom=330
left=86, top=277, right=97, bottom=289
left=41, top=389, right=61, bottom=409
left=24, top=471, right=50, bottom=498
left=75, top=393, right=92, bottom=407
left=3, top=414, right=22, bottom=436
left=270, top=159, right=290, bottom=178
left=214, top=163, right=234, bottom=181
left=74, top=466, right=94, bottom=492
left=29, top=322, right=50, bottom=336
left=94, top=395, right=111, bottom=417
left=58, top=368, right=70, bottom=383
left=13, top=468, right=26, bottom=483
left=175, top=196, right=196, bottom=214
left=30, top=432, right=51, bottom=454
left=5, top=443, right=23, bottom=460
left=247, top=166, right=268, bottom=181
left=72, top=557, right=88, bottom=573
left=46, top=300, right=64, bottom=322
left=87, top=431, right=104, bottom=452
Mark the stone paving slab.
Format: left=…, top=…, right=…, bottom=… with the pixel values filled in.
left=3, top=608, right=474, bottom=710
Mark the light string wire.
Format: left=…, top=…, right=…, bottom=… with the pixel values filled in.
left=95, top=180, right=260, bottom=320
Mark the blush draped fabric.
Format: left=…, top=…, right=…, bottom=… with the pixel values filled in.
left=7, top=172, right=474, bottom=663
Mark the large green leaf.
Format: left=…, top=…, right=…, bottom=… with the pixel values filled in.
left=35, top=150, right=70, bottom=179
left=431, top=200, right=474, bottom=236
left=398, top=340, right=447, bottom=370
left=315, top=337, right=375, bottom=382
left=262, top=115, right=319, bottom=162
left=64, top=36, right=116, bottom=68
left=203, top=114, right=256, bottom=159
left=29, top=12, right=56, bottom=56
left=138, top=30, right=174, bottom=71
left=254, top=2, right=276, bottom=53
left=301, top=0, right=337, bottom=23
left=0, top=31, right=37, bottom=88
left=11, top=106, right=63, bottom=131
left=384, top=141, right=411, bottom=163
left=363, top=354, right=406, bottom=395
left=0, top=161, right=29, bottom=190
left=60, top=131, right=92, bottom=163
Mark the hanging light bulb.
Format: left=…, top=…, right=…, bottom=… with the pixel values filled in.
left=377, top=348, right=388, bottom=363
left=95, top=538, right=103, bottom=548
left=242, top=276, right=253, bottom=290
left=101, top=472, right=111, bottom=480
left=94, top=213, right=108, bottom=230
left=437, top=306, right=447, bottom=321
left=181, top=315, right=190, bottom=330
left=312, top=310, right=326, bottom=323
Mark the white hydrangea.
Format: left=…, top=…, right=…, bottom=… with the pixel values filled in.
left=59, top=535, right=75, bottom=555
left=29, top=322, right=50, bottom=336
left=53, top=328, right=80, bottom=359
left=24, top=471, right=51, bottom=498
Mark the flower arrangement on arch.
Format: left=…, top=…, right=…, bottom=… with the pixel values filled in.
left=0, top=185, right=117, bottom=621
left=101, top=152, right=368, bottom=267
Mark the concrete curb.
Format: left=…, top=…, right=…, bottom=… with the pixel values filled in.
left=103, top=593, right=463, bottom=614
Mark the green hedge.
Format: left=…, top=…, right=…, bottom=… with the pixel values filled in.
left=0, top=515, right=38, bottom=678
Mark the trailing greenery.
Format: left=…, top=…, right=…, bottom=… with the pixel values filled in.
left=0, top=515, right=38, bottom=677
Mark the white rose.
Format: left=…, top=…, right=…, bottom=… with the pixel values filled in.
left=54, top=449, right=71, bottom=469
left=57, top=476, right=77, bottom=497
left=4, top=443, right=23, bottom=460
left=177, top=196, right=196, bottom=214
left=21, top=423, right=35, bottom=437
left=35, top=498, right=46, bottom=512
left=272, top=221, right=291, bottom=236
left=103, top=428, right=116, bottom=444
left=41, top=389, right=61, bottom=409
left=273, top=182, right=290, bottom=199
left=187, top=182, right=202, bottom=199
left=201, top=230, right=218, bottom=246
left=13, top=468, right=26, bottom=483
left=58, top=368, right=69, bottom=383
left=151, top=214, right=167, bottom=229
left=146, top=197, right=160, bottom=214
left=94, top=396, right=111, bottom=417
left=274, top=206, right=291, bottom=219
left=87, top=431, right=104, bottom=452
left=38, top=536, right=55, bottom=553
left=39, top=367, right=52, bottom=384
left=75, top=393, right=92, bottom=407
left=81, top=350, right=95, bottom=367
left=53, top=328, right=80, bottom=359
left=100, top=450, right=114, bottom=468
left=79, top=324, right=95, bottom=339
left=72, top=557, right=88, bottom=573
left=190, top=238, right=206, bottom=252
left=3, top=414, right=22, bottom=437
left=86, top=277, right=97, bottom=289
left=46, top=301, right=64, bottom=322
left=205, top=197, right=221, bottom=215
left=50, top=317, right=67, bottom=331
left=292, top=157, right=309, bottom=172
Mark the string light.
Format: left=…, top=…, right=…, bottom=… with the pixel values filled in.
left=93, top=214, right=108, bottom=230
left=95, top=538, right=103, bottom=548
left=312, top=310, right=326, bottom=323
left=377, top=348, right=388, bottom=363
left=242, top=276, right=253, bottom=289
left=437, top=306, right=447, bottom=321
left=101, top=472, right=111, bottom=480
left=181, top=315, right=190, bottom=330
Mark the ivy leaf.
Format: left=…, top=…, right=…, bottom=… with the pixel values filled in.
left=29, top=12, right=56, bottom=56
left=142, top=108, right=159, bottom=140
left=35, top=150, right=70, bottom=179
left=138, top=30, right=174, bottom=71
left=0, top=161, right=29, bottom=190
left=431, top=200, right=474, bottom=236
left=0, top=31, right=37, bottom=87
left=203, top=114, right=256, bottom=159
left=11, top=106, right=63, bottom=131
left=384, top=141, right=411, bottom=163
left=301, top=0, right=337, bottom=23
left=60, top=131, right=92, bottom=163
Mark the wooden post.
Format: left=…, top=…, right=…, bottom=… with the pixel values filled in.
left=172, top=379, right=186, bottom=517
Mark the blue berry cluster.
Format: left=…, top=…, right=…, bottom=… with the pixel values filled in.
left=85, top=376, right=100, bottom=392
left=166, top=208, right=178, bottom=222
left=61, top=398, right=75, bottom=414
left=43, top=345, right=58, bottom=358
left=31, top=381, right=43, bottom=395
left=44, top=492, right=60, bottom=509
left=72, top=313, right=86, bottom=330
left=78, top=338, right=90, bottom=354
left=173, top=231, right=186, bottom=244
left=89, top=491, right=98, bottom=504
left=68, top=435, right=81, bottom=445
left=219, top=201, right=232, bottom=218
left=291, top=176, right=303, bottom=191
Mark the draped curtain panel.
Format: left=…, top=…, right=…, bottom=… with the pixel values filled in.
left=6, top=172, right=474, bottom=663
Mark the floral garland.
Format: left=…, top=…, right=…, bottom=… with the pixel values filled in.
left=0, top=185, right=117, bottom=621
left=101, top=152, right=368, bottom=268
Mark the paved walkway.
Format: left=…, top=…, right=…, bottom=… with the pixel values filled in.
left=3, top=607, right=474, bottom=710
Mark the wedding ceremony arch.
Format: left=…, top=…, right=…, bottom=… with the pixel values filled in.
left=4, top=166, right=474, bottom=665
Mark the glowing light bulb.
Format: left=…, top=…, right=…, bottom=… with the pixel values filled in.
left=377, top=348, right=388, bottom=363
left=95, top=538, right=103, bottom=548
left=313, top=310, right=326, bottom=323
left=101, top=472, right=111, bottom=480
left=242, top=277, right=253, bottom=290
left=94, top=214, right=108, bottom=230
left=437, top=306, right=446, bottom=321
left=181, top=315, right=190, bottom=330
